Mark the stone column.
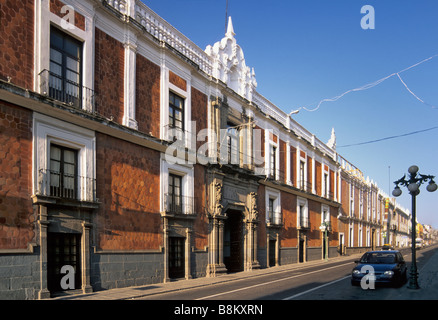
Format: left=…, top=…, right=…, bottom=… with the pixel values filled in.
left=163, top=217, right=170, bottom=283
left=38, top=205, right=50, bottom=300
left=81, top=221, right=93, bottom=294
left=123, top=33, right=138, bottom=129
left=185, top=228, right=192, bottom=280
left=218, top=219, right=224, bottom=266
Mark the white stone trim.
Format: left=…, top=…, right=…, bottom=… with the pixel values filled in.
left=160, top=155, right=194, bottom=214
left=32, top=113, right=96, bottom=200
left=34, top=0, right=95, bottom=112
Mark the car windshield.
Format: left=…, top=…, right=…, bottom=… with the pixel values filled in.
left=360, top=252, right=396, bottom=264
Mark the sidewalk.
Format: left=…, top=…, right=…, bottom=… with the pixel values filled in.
left=386, top=246, right=438, bottom=300
left=49, top=248, right=438, bottom=300
left=49, top=253, right=362, bottom=300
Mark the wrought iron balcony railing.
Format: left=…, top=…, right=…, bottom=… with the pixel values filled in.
left=164, top=193, right=196, bottom=215
left=39, top=69, right=95, bottom=111
left=298, top=215, right=310, bottom=229
left=36, top=169, right=97, bottom=203
left=267, top=210, right=282, bottom=225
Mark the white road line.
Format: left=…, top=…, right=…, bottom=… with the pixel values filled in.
left=196, top=262, right=353, bottom=300
left=282, top=275, right=351, bottom=300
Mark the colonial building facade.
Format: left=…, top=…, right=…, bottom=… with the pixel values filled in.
left=0, top=0, right=410, bottom=299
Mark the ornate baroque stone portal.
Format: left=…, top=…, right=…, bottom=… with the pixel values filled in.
left=206, top=172, right=260, bottom=277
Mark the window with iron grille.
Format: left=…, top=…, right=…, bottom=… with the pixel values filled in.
left=169, top=92, right=185, bottom=131
left=268, top=198, right=275, bottom=222
left=227, top=122, right=239, bottom=165
left=269, top=145, right=277, bottom=179
left=300, top=161, right=305, bottom=189
left=49, top=144, right=78, bottom=199
left=168, top=173, right=183, bottom=213
left=49, top=26, right=82, bottom=108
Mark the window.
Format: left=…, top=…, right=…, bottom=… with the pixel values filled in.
left=297, top=198, right=309, bottom=228
left=268, top=198, right=275, bottom=222
left=266, top=189, right=281, bottom=225
left=350, top=183, right=354, bottom=216
left=49, top=144, right=78, bottom=199
left=168, top=173, right=182, bottom=213
left=299, top=161, right=305, bottom=189
left=269, top=145, right=277, bottom=179
left=227, top=122, right=239, bottom=165
left=49, top=26, right=82, bottom=107
left=169, top=92, right=185, bottom=132
left=323, top=173, right=328, bottom=198
left=322, top=206, right=330, bottom=223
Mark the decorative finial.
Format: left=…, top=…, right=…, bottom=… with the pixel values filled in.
left=226, top=16, right=235, bottom=38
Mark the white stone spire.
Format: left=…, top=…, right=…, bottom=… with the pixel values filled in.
left=225, top=16, right=235, bottom=38
left=327, top=127, right=336, bottom=150
left=205, top=16, right=257, bottom=101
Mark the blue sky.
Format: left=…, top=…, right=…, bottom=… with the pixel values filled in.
left=142, top=0, right=438, bottom=229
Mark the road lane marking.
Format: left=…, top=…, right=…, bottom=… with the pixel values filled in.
left=282, top=275, right=351, bottom=300
left=196, top=262, right=353, bottom=300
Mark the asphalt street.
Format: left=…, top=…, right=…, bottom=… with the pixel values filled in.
left=136, top=245, right=438, bottom=300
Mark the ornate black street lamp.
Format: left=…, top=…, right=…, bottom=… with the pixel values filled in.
left=392, top=165, right=437, bottom=289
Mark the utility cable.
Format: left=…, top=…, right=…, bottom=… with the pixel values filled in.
left=292, top=54, right=438, bottom=113
left=338, top=125, right=438, bottom=148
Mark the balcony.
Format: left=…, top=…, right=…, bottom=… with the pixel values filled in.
left=35, top=169, right=97, bottom=204
left=298, top=215, right=310, bottom=229
left=266, top=210, right=282, bottom=226
left=39, top=69, right=95, bottom=111
left=164, top=193, right=196, bottom=216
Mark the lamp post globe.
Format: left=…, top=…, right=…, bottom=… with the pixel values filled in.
left=392, top=187, right=402, bottom=197
left=408, top=182, right=419, bottom=193
left=408, top=165, right=419, bottom=175
left=427, top=182, right=438, bottom=192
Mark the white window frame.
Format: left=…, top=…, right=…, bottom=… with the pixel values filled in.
left=297, top=151, right=307, bottom=191
left=161, top=69, right=192, bottom=149
left=32, top=113, right=95, bottom=201
left=265, top=188, right=281, bottom=224
left=322, top=164, right=330, bottom=198
left=34, top=0, right=94, bottom=112
left=297, top=197, right=309, bottom=228
left=264, top=130, right=279, bottom=180
left=321, top=204, right=330, bottom=224
left=160, top=156, right=194, bottom=215
left=350, top=182, right=355, bottom=216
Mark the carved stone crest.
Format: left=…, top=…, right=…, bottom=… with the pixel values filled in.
left=214, top=181, right=224, bottom=216
left=248, top=192, right=258, bottom=221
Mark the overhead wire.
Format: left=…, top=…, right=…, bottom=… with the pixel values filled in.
left=292, top=54, right=438, bottom=113
left=337, top=125, right=438, bottom=148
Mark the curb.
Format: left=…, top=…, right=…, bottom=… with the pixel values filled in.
left=52, top=253, right=363, bottom=300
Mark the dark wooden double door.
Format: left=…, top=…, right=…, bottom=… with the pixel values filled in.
left=224, top=210, right=244, bottom=273
left=47, top=232, right=81, bottom=293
